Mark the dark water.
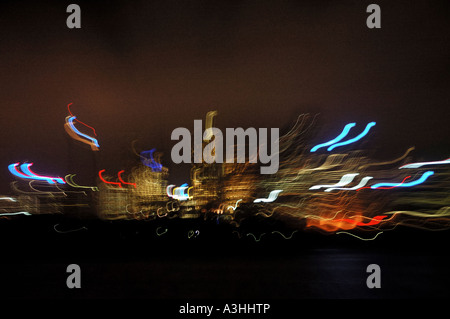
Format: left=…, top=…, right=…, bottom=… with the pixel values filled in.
left=1, top=215, right=449, bottom=300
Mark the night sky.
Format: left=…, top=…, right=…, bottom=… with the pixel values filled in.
left=0, top=0, right=448, bottom=193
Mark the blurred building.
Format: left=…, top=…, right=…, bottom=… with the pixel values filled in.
left=221, top=162, right=258, bottom=210
left=0, top=195, right=40, bottom=215
left=96, top=164, right=169, bottom=220
left=191, top=163, right=222, bottom=210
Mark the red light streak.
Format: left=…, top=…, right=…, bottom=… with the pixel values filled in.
left=118, top=170, right=137, bottom=188
left=12, top=163, right=31, bottom=178
left=67, top=102, right=97, bottom=136
left=98, top=169, right=122, bottom=188
left=333, top=215, right=388, bottom=226
left=25, top=164, right=60, bottom=184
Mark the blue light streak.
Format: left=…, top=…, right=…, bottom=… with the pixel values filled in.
left=310, top=123, right=356, bottom=152
left=327, top=122, right=376, bottom=151
left=141, top=148, right=163, bottom=172
left=371, top=171, right=434, bottom=189
left=8, top=163, right=29, bottom=179
left=68, top=116, right=100, bottom=148
left=8, top=163, right=65, bottom=184
left=20, top=163, right=56, bottom=184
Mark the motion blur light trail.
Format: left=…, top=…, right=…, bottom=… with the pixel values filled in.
left=8, top=163, right=65, bottom=184
left=310, top=123, right=355, bottom=152
left=140, top=149, right=163, bottom=172
left=325, top=176, right=373, bottom=192
left=65, top=116, right=100, bottom=151
left=64, top=103, right=99, bottom=151
left=332, top=215, right=388, bottom=226
left=309, top=173, right=359, bottom=190
left=327, top=122, right=376, bottom=151
left=168, top=183, right=191, bottom=201
left=65, top=174, right=99, bottom=191
left=399, top=158, right=450, bottom=169
left=99, top=169, right=122, bottom=188
left=370, top=171, right=434, bottom=189
left=310, top=122, right=376, bottom=152
left=0, top=211, right=31, bottom=216
left=2, top=109, right=449, bottom=240
left=118, top=170, right=137, bottom=188
left=336, top=231, right=384, bottom=241
left=67, top=103, right=97, bottom=136
left=357, top=175, right=412, bottom=191
left=254, top=190, right=282, bottom=203
left=0, top=197, right=16, bottom=202
left=20, top=163, right=65, bottom=184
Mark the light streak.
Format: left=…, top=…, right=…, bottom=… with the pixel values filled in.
left=19, top=163, right=55, bottom=184
left=0, top=197, right=17, bottom=202
left=10, top=181, right=40, bottom=195
left=173, top=184, right=189, bottom=201
left=327, top=122, right=376, bottom=151
left=324, top=176, right=373, bottom=192
left=156, top=227, right=168, bottom=236
left=332, top=215, right=388, bottom=226
left=187, top=186, right=193, bottom=200
left=65, top=174, right=99, bottom=191
left=28, top=180, right=67, bottom=195
left=118, top=170, right=137, bottom=188
left=125, top=204, right=138, bottom=215
left=399, top=158, right=450, bottom=169
left=9, top=163, right=65, bottom=184
left=166, top=184, right=175, bottom=197
left=310, top=123, right=356, bottom=152
left=204, top=110, right=218, bottom=142
left=306, top=211, right=363, bottom=232
left=271, top=230, right=298, bottom=239
left=65, top=116, right=99, bottom=151
left=67, top=103, right=97, bottom=136
left=357, top=175, right=411, bottom=191
left=303, top=154, right=347, bottom=172
left=309, top=173, right=359, bottom=190
left=255, top=210, right=274, bottom=218
left=20, top=163, right=65, bottom=184
left=0, top=211, right=31, bottom=216
left=67, top=116, right=99, bottom=147
left=166, top=201, right=180, bottom=212
left=370, top=171, right=434, bottom=189
left=254, top=190, right=283, bottom=203
left=246, top=233, right=266, bottom=242
left=336, top=231, right=383, bottom=241
left=227, top=199, right=242, bottom=212
left=359, top=146, right=415, bottom=170
left=140, top=149, right=163, bottom=172
left=169, top=183, right=190, bottom=201
left=53, top=224, right=87, bottom=233
left=157, top=207, right=167, bottom=218
left=9, top=163, right=32, bottom=179
left=98, top=169, right=122, bottom=188
left=384, top=207, right=450, bottom=218
left=188, top=230, right=200, bottom=239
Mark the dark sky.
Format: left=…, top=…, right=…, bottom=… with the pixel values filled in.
left=0, top=0, right=448, bottom=192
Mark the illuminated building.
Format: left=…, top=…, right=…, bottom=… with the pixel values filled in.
left=191, top=162, right=222, bottom=210
left=221, top=162, right=258, bottom=211
left=189, top=112, right=259, bottom=212
left=96, top=164, right=169, bottom=220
